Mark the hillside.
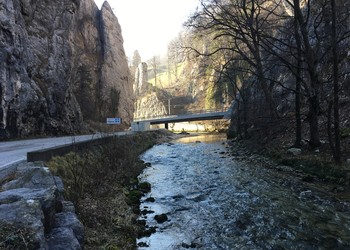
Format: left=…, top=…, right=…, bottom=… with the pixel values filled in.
left=138, top=50, right=233, bottom=117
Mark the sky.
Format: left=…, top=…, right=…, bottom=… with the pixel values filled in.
left=94, top=0, right=199, bottom=61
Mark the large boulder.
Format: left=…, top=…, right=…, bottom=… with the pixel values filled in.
left=2, top=164, right=64, bottom=192
left=47, top=227, right=81, bottom=250
left=52, top=212, right=84, bottom=245
left=0, top=187, right=59, bottom=233
left=0, top=162, right=83, bottom=248
left=0, top=200, right=47, bottom=249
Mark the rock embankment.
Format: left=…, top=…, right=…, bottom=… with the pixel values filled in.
left=0, top=162, right=83, bottom=249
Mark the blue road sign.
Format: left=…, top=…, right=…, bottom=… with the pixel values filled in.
left=106, top=118, right=122, bottom=124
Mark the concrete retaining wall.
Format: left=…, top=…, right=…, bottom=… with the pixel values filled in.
left=27, top=135, right=117, bottom=162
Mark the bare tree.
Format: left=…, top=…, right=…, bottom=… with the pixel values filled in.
left=167, top=37, right=182, bottom=85
left=150, top=56, right=160, bottom=87
left=259, top=0, right=323, bottom=147
left=330, top=0, right=340, bottom=163
left=292, top=0, right=322, bottom=147
left=186, top=0, right=280, bottom=118
left=289, top=3, right=303, bottom=147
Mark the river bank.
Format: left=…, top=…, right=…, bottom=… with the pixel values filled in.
left=227, top=130, right=350, bottom=204
left=229, top=106, right=350, bottom=186
left=230, top=140, right=350, bottom=200
left=45, top=130, right=178, bottom=249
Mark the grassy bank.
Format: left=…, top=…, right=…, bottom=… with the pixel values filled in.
left=229, top=116, right=350, bottom=189
left=47, top=130, right=173, bottom=249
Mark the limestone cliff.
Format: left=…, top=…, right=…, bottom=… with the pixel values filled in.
left=134, top=92, right=168, bottom=119
left=0, top=0, right=133, bottom=139
left=134, top=62, right=148, bottom=97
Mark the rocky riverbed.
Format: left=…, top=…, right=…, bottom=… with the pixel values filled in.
left=137, top=134, right=350, bottom=249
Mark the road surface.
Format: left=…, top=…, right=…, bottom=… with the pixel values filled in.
left=0, top=133, right=128, bottom=169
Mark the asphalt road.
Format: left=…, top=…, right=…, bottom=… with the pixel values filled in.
left=0, top=133, right=119, bottom=169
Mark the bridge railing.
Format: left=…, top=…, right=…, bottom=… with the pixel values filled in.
left=134, top=107, right=229, bottom=122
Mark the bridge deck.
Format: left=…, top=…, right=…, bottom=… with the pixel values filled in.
left=134, top=111, right=230, bottom=125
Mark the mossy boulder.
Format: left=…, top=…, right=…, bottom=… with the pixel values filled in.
left=138, top=182, right=151, bottom=193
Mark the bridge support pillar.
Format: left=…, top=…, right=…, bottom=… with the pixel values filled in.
left=165, top=123, right=169, bottom=130
left=131, top=121, right=150, bottom=131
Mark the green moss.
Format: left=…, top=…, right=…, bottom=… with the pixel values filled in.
left=138, top=182, right=151, bottom=193
left=340, top=127, right=350, bottom=138
left=125, top=190, right=143, bottom=206
left=129, top=178, right=139, bottom=186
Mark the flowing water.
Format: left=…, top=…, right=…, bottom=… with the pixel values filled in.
left=137, top=134, right=350, bottom=249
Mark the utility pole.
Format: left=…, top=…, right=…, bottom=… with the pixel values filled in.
left=168, top=98, right=171, bottom=115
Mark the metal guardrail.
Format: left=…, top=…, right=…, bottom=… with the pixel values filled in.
left=134, top=108, right=230, bottom=122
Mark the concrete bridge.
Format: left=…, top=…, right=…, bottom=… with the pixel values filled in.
left=132, top=109, right=231, bottom=130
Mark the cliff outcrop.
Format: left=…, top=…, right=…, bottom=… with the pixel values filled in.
left=0, top=0, right=133, bottom=139
left=134, top=91, right=169, bottom=119
left=134, top=62, right=148, bottom=97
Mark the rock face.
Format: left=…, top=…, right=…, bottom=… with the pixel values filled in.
left=134, top=62, right=149, bottom=96
left=134, top=90, right=195, bottom=119
left=0, top=0, right=133, bottom=139
left=98, top=2, right=133, bottom=123
left=0, top=162, right=84, bottom=249
left=134, top=92, right=168, bottom=119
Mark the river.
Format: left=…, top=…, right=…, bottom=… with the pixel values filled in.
left=137, top=134, right=350, bottom=249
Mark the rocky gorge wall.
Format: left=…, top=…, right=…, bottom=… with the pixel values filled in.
left=0, top=0, right=133, bottom=139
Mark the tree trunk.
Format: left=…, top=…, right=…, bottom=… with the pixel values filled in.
left=294, top=73, right=302, bottom=147
left=236, top=100, right=242, bottom=138
left=293, top=12, right=302, bottom=147
left=293, top=0, right=321, bottom=147
left=243, top=92, right=249, bottom=137
left=248, top=3, right=277, bottom=119
left=331, top=0, right=341, bottom=163
left=255, top=49, right=277, bottom=118
left=327, top=100, right=335, bottom=156
left=308, top=95, right=321, bottom=147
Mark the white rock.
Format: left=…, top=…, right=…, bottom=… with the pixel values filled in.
left=287, top=148, right=302, bottom=156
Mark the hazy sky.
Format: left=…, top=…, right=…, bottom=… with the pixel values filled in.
left=94, top=0, right=199, bottom=61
